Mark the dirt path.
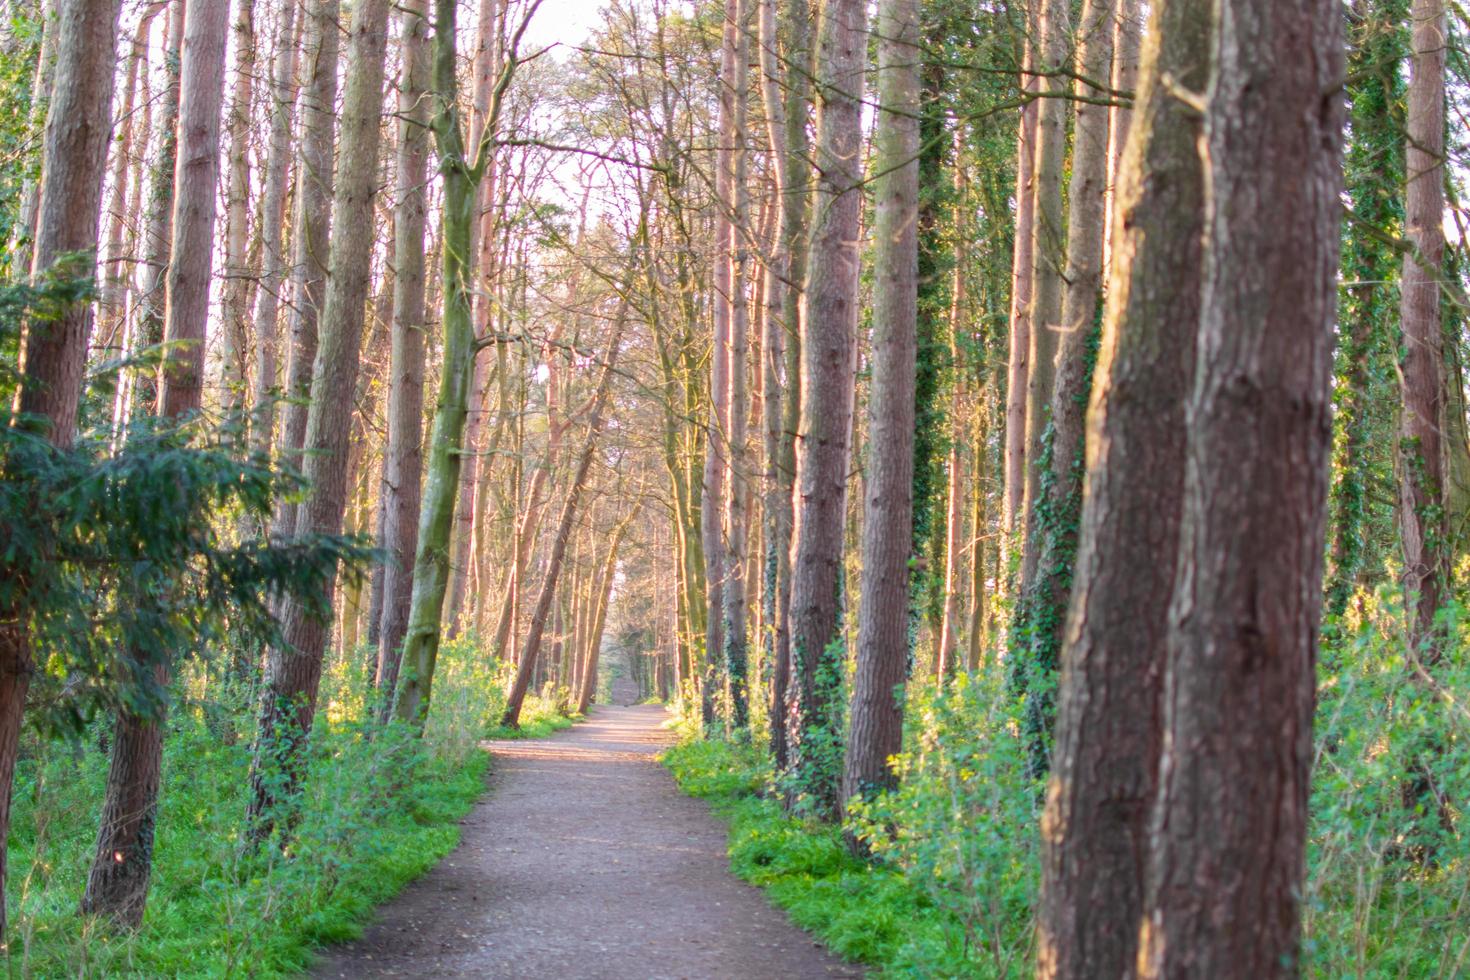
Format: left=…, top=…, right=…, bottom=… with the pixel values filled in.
left=311, top=703, right=861, bottom=979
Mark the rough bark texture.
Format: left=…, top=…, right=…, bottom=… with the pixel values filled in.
left=275, top=0, right=340, bottom=535
left=1138, top=0, right=1344, bottom=974
left=375, top=0, right=430, bottom=714
left=249, top=0, right=301, bottom=453
left=20, top=0, right=123, bottom=443
left=783, top=0, right=865, bottom=816
left=249, top=0, right=391, bottom=838
left=219, top=0, right=256, bottom=414
left=1036, top=0, right=1207, bottom=972
left=1397, top=0, right=1448, bottom=660
left=841, top=0, right=917, bottom=813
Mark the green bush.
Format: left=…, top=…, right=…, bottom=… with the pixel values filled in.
left=668, top=596, right=1470, bottom=978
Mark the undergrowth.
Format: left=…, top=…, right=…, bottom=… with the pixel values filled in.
left=666, top=590, right=1470, bottom=978
left=3, top=633, right=574, bottom=977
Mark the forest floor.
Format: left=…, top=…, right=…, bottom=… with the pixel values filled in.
left=309, top=691, right=860, bottom=979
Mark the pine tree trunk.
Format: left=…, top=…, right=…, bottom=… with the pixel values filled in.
left=247, top=0, right=300, bottom=454
left=374, top=0, right=431, bottom=714
left=841, top=0, right=917, bottom=814
left=783, top=0, right=865, bottom=817
left=83, top=0, right=228, bottom=926
left=1017, top=0, right=1071, bottom=594
left=249, top=0, right=391, bottom=838
left=219, top=0, right=256, bottom=415
left=1037, top=0, right=1207, bottom=972
left=1397, top=0, right=1448, bottom=661
left=131, top=0, right=184, bottom=418
left=1138, top=1, right=1343, bottom=973
left=275, top=0, right=340, bottom=536
left=1001, top=1, right=1039, bottom=568
left=1025, top=0, right=1116, bottom=757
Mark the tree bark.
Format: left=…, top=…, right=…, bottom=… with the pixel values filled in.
left=576, top=506, right=641, bottom=714
left=1017, top=0, right=1070, bottom=594
left=247, top=0, right=300, bottom=454
left=274, top=0, right=340, bottom=536
left=83, top=0, right=228, bottom=926
left=1397, top=0, right=1448, bottom=661
left=375, top=0, right=431, bottom=715
left=1037, top=0, right=1207, bottom=972
left=249, top=0, right=392, bottom=839
left=1138, top=0, right=1344, bottom=974
left=219, top=0, right=256, bottom=415
left=841, top=0, right=917, bottom=815
left=783, top=0, right=865, bottom=817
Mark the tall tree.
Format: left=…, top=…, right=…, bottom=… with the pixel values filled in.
left=1138, top=0, right=1344, bottom=974
left=1, top=0, right=124, bottom=939
left=82, top=0, right=230, bottom=926
left=375, top=0, right=431, bottom=713
left=392, top=0, right=541, bottom=728
left=248, top=0, right=392, bottom=838
left=721, top=0, right=753, bottom=728
left=841, top=0, right=918, bottom=814
left=219, top=0, right=256, bottom=415
left=248, top=0, right=300, bottom=453
left=274, top=0, right=340, bottom=534
left=1396, top=0, right=1447, bottom=661
left=1037, top=0, right=1208, bottom=972
left=783, top=0, right=866, bottom=816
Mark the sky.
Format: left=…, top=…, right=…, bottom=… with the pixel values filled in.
left=521, top=0, right=608, bottom=53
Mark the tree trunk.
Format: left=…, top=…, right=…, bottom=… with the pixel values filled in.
left=219, top=0, right=256, bottom=415
left=248, top=0, right=391, bottom=839
left=1037, top=0, right=1207, bottom=972
left=1138, top=1, right=1343, bottom=974
left=1024, top=0, right=1116, bottom=764
left=783, top=0, right=865, bottom=817
left=1017, top=0, right=1071, bottom=594
left=274, top=0, right=340, bottom=535
left=247, top=0, right=300, bottom=454
left=841, top=0, right=917, bottom=816
left=82, top=0, right=229, bottom=926
left=1397, top=0, right=1448, bottom=661
left=375, top=0, right=430, bottom=715
left=131, top=0, right=184, bottom=418
left=1, top=0, right=124, bottom=939
left=720, top=0, right=753, bottom=728
left=1001, top=1, right=1039, bottom=569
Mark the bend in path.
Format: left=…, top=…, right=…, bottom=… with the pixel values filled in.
left=311, top=704, right=861, bottom=979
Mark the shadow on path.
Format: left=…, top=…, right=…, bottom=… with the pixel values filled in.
left=311, top=705, right=861, bottom=979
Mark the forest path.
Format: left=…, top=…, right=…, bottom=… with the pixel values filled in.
left=310, top=704, right=860, bottom=979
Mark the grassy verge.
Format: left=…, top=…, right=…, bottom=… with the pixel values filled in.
left=3, top=637, right=576, bottom=978
left=661, top=739, right=983, bottom=977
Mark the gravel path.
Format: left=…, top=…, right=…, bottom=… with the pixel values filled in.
left=310, top=700, right=860, bottom=979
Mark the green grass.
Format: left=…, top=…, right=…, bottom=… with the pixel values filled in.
left=3, top=637, right=577, bottom=978
left=661, top=739, right=981, bottom=977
